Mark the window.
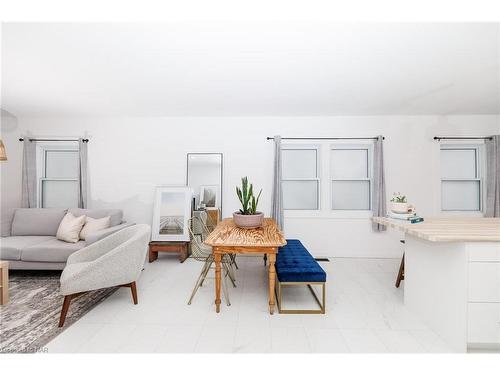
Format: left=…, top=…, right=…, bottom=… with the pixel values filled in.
left=38, top=145, right=79, bottom=208
left=330, top=146, right=372, bottom=210
left=281, top=146, right=320, bottom=210
left=441, top=145, right=482, bottom=211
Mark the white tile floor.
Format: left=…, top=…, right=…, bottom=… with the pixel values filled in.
left=45, top=255, right=452, bottom=353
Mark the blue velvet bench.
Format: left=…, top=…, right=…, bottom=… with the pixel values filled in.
left=275, top=239, right=326, bottom=314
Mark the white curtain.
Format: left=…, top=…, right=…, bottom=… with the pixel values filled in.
left=21, top=138, right=37, bottom=207
left=485, top=135, right=500, bottom=217
left=372, top=135, right=387, bottom=231
left=271, top=135, right=284, bottom=230
left=77, top=138, right=88, bottom=208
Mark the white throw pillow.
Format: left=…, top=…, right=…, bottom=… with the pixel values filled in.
left=80, top=216, right=111, bottom=240
left=56, top=212, right=86, bottom=243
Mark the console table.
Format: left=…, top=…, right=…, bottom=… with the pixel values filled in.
left=149, top=242, right=189, bottom=263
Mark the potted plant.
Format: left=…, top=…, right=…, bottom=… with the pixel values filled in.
left=233, top=177, right=264, bottom=228
left=390, top=192, right=409, bottom=213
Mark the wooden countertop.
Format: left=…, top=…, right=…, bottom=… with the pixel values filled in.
left=204, top=218, right=287, bottom=247
left=372, top=217, right=500, bottom=242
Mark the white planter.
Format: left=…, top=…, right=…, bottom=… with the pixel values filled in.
left=233, top=212, right=264, bottom=228
left=391, top=202, right=409, bottom=214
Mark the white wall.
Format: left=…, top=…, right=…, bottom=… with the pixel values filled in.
left=0, top=112, right=22, bottom=212
left=1, top=115, right=498, bottom=257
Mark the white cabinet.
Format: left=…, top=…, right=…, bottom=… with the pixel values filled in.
left=468, top=263, right=500, bottom=302
left=468, top=244, right=500, bottom=262
left=468, top=303, right=500, bottom=344
left=467, top=243, right=500, bottom=347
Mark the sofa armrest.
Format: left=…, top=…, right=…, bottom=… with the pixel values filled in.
left=84, top=222, right=134, bottom=245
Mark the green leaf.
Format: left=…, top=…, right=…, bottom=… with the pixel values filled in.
left=255, top=189, right=262, bottom=208
left=235, top=176, right=262, bottom=215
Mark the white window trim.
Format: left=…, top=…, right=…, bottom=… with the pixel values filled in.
left=330, top=143, right=373, bottom=212
left=281, top=144, right=321, bottom=211
left=36, top=142, right=79, bottom=208
left=440, top=143, right=485, bottom=214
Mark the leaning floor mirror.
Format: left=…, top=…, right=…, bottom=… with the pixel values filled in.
left=186, top=153, right=223, bottom=221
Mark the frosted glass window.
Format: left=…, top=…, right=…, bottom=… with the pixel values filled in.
left=331, top=149, right=368, bottom=179
left=39, top=145, right=79, bottom=208
left=332, top=181, right=370, bottom=210
left=441, top=181, right=480, bottom=211
left=330, top=146, right=372, bottom=210
left=440, top=146, right=482, bottom=211
left=282, top=180, right=319, bottom=210
left=45, top=151, right=79, bottom=178
left=282, top=149, right=317, bottom=179
left=281, top=147, right=320, bottom=210
left=441, top=149, right=477, bottom=179
left=42, top=180, right=79, bottom=208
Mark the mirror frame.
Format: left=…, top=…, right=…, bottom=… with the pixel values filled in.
left=186, top=152, right=223, bottom=217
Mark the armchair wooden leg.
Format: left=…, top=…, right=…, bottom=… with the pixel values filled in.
left=58, top=292, right=86, bottom=328
left=130, top=281, right=138, bottom=304
left=58, top=283, right=139, bottom=328
left=118, top=282, right=139, bottom=304
left=59, top=295, right=73, bottom=328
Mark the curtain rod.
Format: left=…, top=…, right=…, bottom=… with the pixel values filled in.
left=19, top=138, right=89, bottom=143
left=433, top=136, right=492, bottom=141
left=266, top=136, right=384, bottom=141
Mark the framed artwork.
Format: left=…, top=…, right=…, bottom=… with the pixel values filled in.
left=152, top=186, right=192, bottom=241
left=199, top=184, right=219, bottom=209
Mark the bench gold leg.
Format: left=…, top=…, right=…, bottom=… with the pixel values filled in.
left=275, top=280, right=326, bottom=314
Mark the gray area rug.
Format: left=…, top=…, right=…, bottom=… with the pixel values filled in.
left=0, top=271, right=117, bottom=353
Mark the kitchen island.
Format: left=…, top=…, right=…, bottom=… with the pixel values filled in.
left=373, top=217, right=500, bottom=352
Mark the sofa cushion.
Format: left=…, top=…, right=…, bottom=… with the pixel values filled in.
left=0, top=236, right=55, bottom=261
left=278, top=239, right=314, bottom=259
left=276, top=257, right=327, bottom=283
left=276, top=239, right=326, bottom=283
left=21, top=238, right=86, bottom=263
left=69, top=208, right=123, bottom=227
left=11, top=208, right=67, bottom=236
left=1, top=208, right=16, bottom=237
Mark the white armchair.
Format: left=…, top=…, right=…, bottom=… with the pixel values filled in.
left=58, top=224, right=151, bottom=327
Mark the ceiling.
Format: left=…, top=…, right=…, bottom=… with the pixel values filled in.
left=1, top=22, right=499, bottom=117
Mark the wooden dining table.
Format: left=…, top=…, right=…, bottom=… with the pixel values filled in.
left=204, top=218, right=287, bottom=314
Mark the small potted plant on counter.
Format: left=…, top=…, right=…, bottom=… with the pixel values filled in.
left=233, top=176, right=264, bottom=228
left=390, top=192, right=409, bottom=213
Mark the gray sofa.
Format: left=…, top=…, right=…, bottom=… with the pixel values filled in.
left=0, top=208, right=132, bottom=270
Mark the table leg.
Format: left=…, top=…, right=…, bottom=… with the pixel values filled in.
left=214, top=252, right=222, bottom=313
left=268, top=252, right=276, bottom=314
left=0, top=264, right=8, bottom=305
